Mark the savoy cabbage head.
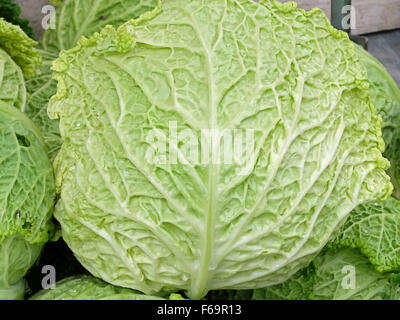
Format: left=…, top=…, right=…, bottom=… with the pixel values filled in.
left=355, top=45, right=400, bottom=200
left=49, top=0, right=392, bottom=299
left=0, top=19, right=55, bottom=300
left=0, top=101, right=55, bottom=299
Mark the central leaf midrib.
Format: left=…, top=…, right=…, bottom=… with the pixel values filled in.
left=188, top=10, right=219, bottom=299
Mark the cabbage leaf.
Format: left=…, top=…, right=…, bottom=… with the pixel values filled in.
left=0, top=48, right=25, bottom=110
left=253, top=248, right=399, bottom=300
left=0, top=18, right=40, bottom=111
left=0, top=18, right=40, bottom=78
left=30, top=275, right=166, bottom=300
left=0, top=101, right=55, bottom=299
left=25, top=0, right=159, bottom=160
left=330, top=198, right=400, bottom=273
left=355, top=46, right=400, bottom=200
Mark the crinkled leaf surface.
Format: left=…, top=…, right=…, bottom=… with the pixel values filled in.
left=30, top=275, right=165, bottom=300
left=355, top=46, right=400, bottom=200
left=255, top=248, right=394, bottom=300
left=0, top=18, right=40, bottom=78
left=0, top=234, right=42, bottom=300
left=0, top=48, right=25, bottom=110
left=0, top=101, right=55, bottom=298
left=0, top=101, right=55, bottom=243
left=252, top=261, right=317, bottom=300
left=49, top=0, right=391, bottom=299
left=0, top=17, right=40, bottom=111
left=25, top=0, right=159, bottom=160
left=25, top=63, right=61, bottom=160
left=312, top=248, right=393, bottom=300
left=214, top=248, right=400, bottom=300
left=329, top=197, right=400, bottom=273
left=40, top=0, right=159, bottom=55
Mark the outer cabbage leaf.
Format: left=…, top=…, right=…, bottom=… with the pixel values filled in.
left=355, top=46, right=400, bottom=199
left=0, top=17, right=40, bottom=111
left=252, top=262, right=317, bottom=300
left=40, top=0, right=159, bottom=55
left=214, top=248, right=400, bottom=300
left=0, top=101, right=55, bottom=299
left=25, top=63, right=63, bottom=161
left=329, top=197, right=400, bottom=273
left=0, top=48, right=25, bottom=110
left=0, top=18, right=41, bottom=78
left=25, top=0, right=159, bottom=160
left=30, top=275, right=166, bottom=300
left=254, top=248, right=393, bottom=300
left=310, top=248, right=392, bottom=300
left=49, top=0, right=392, bottom=299
left=0, top=235, right=42, bottom=300
left=387, top=274, right=400, bottom=300
left=208, top=263, right=316, bottom=300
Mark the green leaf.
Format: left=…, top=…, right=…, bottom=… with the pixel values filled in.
left=0, top=18, right=41, bottom=78
left=355, top=45, right=400, bottom=199
left=30, top=275, right=166, bottom=300
left=253, top=262, right=317, bottom=300
left=25, top=0, right=159, bottom=161
left=250, top=248, right=398, bottom=300
left=312, top=248, right=390, bottom=300
left=329, top=197, right=400, bottom=273
left=49, top=0, right=391, bottom=299
left=0, top=101, right=55, bottom=299
left=40, top=0, right=159, bottom=54
left=0, top=17, right=40, bottom=110
left=25, top=63, right=62, bottom=160
left=0, top=48, right=26, bottom=110
left=0, top=235, right=42, bottom=300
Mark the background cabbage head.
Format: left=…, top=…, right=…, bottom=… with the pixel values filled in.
left=0, top=19, right=54, bottom=300
left=30, top=275, right=167, bottom=300
left=0, top=101, right=55, bottom=299
left=355, top=45, right=400, bottom=199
